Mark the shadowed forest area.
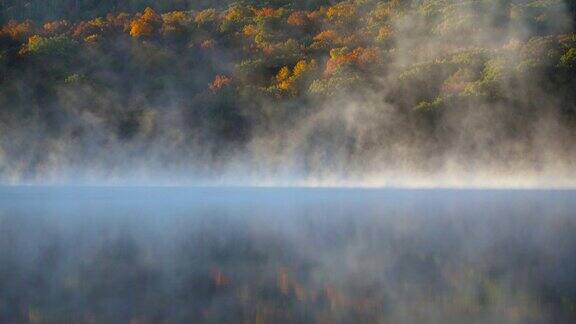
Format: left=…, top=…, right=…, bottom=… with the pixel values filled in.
left=1, top=0, right=576, bottom=184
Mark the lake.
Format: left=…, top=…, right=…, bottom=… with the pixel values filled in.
left=0, top=187, right=575, bottom=323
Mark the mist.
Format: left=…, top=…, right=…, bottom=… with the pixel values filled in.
left=0, top=187, right=575, bottom=323
left=0, top=188, right=576, bottom=323
left=2, top=3, right=576, bottom=321
left=0, top=0, right=574, bottom=187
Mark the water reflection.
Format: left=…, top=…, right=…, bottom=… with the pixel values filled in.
left=0, top=187, right=575, bottom=323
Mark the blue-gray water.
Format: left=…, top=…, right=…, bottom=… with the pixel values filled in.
left=1, top=187, right=576, bottom=323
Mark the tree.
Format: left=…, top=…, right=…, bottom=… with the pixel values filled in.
left=130, top=7, right=162, bottom=38
left=210, top=74, right=232, bottom=92
left=287, top=11, right=308, bottom=26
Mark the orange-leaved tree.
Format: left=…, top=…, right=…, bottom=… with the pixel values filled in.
left=210, top=75, right=232, bottom=92
left=130, top=7, right=162, bottom=38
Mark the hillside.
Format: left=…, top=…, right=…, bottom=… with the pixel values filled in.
left=0, top=0, right=575, bottom=184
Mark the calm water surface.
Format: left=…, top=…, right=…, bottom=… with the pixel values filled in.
left=0, top=187, right=575, bottom=323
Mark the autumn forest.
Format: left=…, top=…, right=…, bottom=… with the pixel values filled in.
left=0, top=0, right=575, bottom=183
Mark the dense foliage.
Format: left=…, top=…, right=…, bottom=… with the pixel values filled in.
left=0, top=0, right=332, bottom=23
left=0, top=0, right=576, bottom=182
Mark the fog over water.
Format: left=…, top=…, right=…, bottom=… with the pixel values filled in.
left=1, top=186, right=576, bottom=323
left=2, top=1, right=576, bottom=323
